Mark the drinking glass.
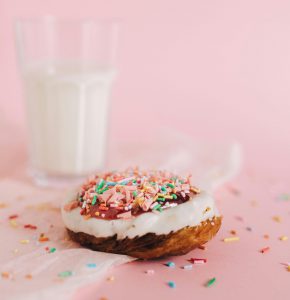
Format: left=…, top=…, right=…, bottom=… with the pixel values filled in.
left=15, top=17, right=118, bottom=186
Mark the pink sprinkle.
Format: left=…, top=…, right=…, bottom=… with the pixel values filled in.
left=117, top=211, right=132, bottom=219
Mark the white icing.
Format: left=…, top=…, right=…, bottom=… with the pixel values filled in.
left=61, top=191, right=220, bottom=239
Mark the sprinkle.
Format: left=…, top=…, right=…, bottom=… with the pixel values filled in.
left=260, top=247, right=270, bottom=253
left=167, top=183, right=175, bottom=188
left=168, top=281, right=176, bottom=288
left=223, top=237, right=240, bottom=242
left=189, top=258, right=207, bottom=264
left=87, top=263, right=97, bottom=268
left=20, top=239, right=30, bottom=244
left=172, top=194, right=177, bottom=199
left=165, top=261, right=175, bottom=268
left=100, top=297, right=109, bottom=300
left=272, top=216, right=282, bottom=223
left=95, top=211, right=100, bottom=216
left=279, top=235, right=288, bottom=241
left=205, top=277, right=216, bottom=287
left=24, top=224, right=37, bottom=230
left=1, top=272, right=11, bottom=279
left=264, top=234, right=270, bottom=239
left=161, top=186, right=167, bottom=192
left=38, top=234, right=49, bottom=242
left=58, top=270, right=73, bottom=278
left=183, top=264, right=193, bottom=270
left=97, top=179, right=105, bottom=191
left=230, top=230, right=237, bottom=235
left=92, top=195, right=97, bottom=205
left=246, top=227, right=252, bottom=232
left=145, top=269, right=155, bottom=275
left=287, top=265, right=290, bottom=272
left=152, top=204, right=161, bottom=211
left=25, top=274, right=32, bottom=279
left=9, top=214, right=19, bottom=220
left=9, top=220, right=18, bottom=228
left=49, top=247, right=56, bottom=253
left=107, top=276, right=115, bottom=281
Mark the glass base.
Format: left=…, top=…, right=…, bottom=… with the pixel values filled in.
left=28, top=168, right=87, bottom=188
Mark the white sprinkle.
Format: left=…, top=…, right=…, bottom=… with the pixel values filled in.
left=183, top=264, right=193, bottom=270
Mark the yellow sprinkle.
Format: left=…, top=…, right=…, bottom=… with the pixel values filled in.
left=20, top=239, right=30, bottom=244
left=95, top=211, right=100, bottom=216
left=279, top=236, right=288, bottom=241
left=190, top=187, right=201, bottom=193
left=223, top=237, right=240, bottom=242
left=272, top=216, right=282, bottom=223
left=9, top=220, right=18, bottom=228
left=164, top=195, right=173, bottom=199
left=287, top=265, right=290, bottom=272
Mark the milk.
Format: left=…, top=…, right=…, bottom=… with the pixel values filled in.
left=22, top=63, right=115, bottom=179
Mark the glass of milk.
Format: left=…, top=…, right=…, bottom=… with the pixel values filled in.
left=15, top=17, right=118, bottom=186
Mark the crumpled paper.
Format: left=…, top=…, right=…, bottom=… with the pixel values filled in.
left=0, top=132, right=242, bottom=300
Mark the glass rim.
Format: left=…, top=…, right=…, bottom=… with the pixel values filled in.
left=14, top=15, right=121, bottom=26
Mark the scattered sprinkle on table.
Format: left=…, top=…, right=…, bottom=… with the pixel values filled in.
left=86, top=263, right=97, bottom=268
left=206, top=277, right=216, bottom=287
left=168, top=281, right=176, bottom=288
left=189, top=258, right=207, bottom=264
left=107, top=276, right=115, bottom=282
left=264, top=234, right=270, bottom=239
left=260, top=247, right=270, bottom=253
left=279, top=235, right=288, bottom=241
left=49, top=247, right=56, bottom=253
left=230, top=230, right=237, bottom=235
left=38, top=233, right=49, bottom=242
left=1, top=272, right=10, bottom=279
left=287, top=265, right=290, bottom=272
left=272, top=216, right=281, bottom=223
left=9, top=220, right=18, bottom=228
left=58, top=270, right=73, bottom=278
left=145, top=269, right=155, bottom=275
left=223, top=237, right=240, bottom=242
left=8, top=214, right=19, bottom=220
left=183, top=264, right=193, bottom=270
left=246, top=227, right=252, bottom=231
left=99, top=297, right=108, bottom=300
left=24, top=224, right=37, bottom=230
left=20, top=239, right=30, bottom=244
left=165, top=261, right=175, bottom=268
left=25, top=274, right=32, bottom=279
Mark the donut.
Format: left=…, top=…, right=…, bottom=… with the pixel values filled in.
left=61, top=168, right=222, bottom=259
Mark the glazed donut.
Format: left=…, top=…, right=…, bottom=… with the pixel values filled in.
left=61, top=168, right=222, bottom=259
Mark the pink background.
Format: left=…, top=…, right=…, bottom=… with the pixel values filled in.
left=1, top=0, right=290, bottom=175
left=0, top=1, right=289, bottom=299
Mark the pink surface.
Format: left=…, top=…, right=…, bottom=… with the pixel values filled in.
left=0, top=1, right=290, bottom=299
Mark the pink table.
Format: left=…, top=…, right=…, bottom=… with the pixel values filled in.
left=0, top=123, right=289, bottom=300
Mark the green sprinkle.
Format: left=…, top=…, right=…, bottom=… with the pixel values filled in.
left=98, top=187, right=109, bottom=194
left=172, top=194, right=177, bottom=199
left=206, top=277, right=216, bottom=287
left=152, top=204, right=161, bottom=210
left=161, top=186, right=167, bottom=192
left=92, top=195, right=97, bottom=205
left=58, top=270, right=73, bottom=278
left=133, top=191, right=138, bottom=197
left=156, top=207, right=163, bottom=212
left=97, top=179, right=105, bottom=190
left=49, top=247, right=56, bottom=253
left=157, top=198, right=165, bottom=201
left=132, top=179, right=137, bottom=183
left=167, top=183, right=175, bottom=189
